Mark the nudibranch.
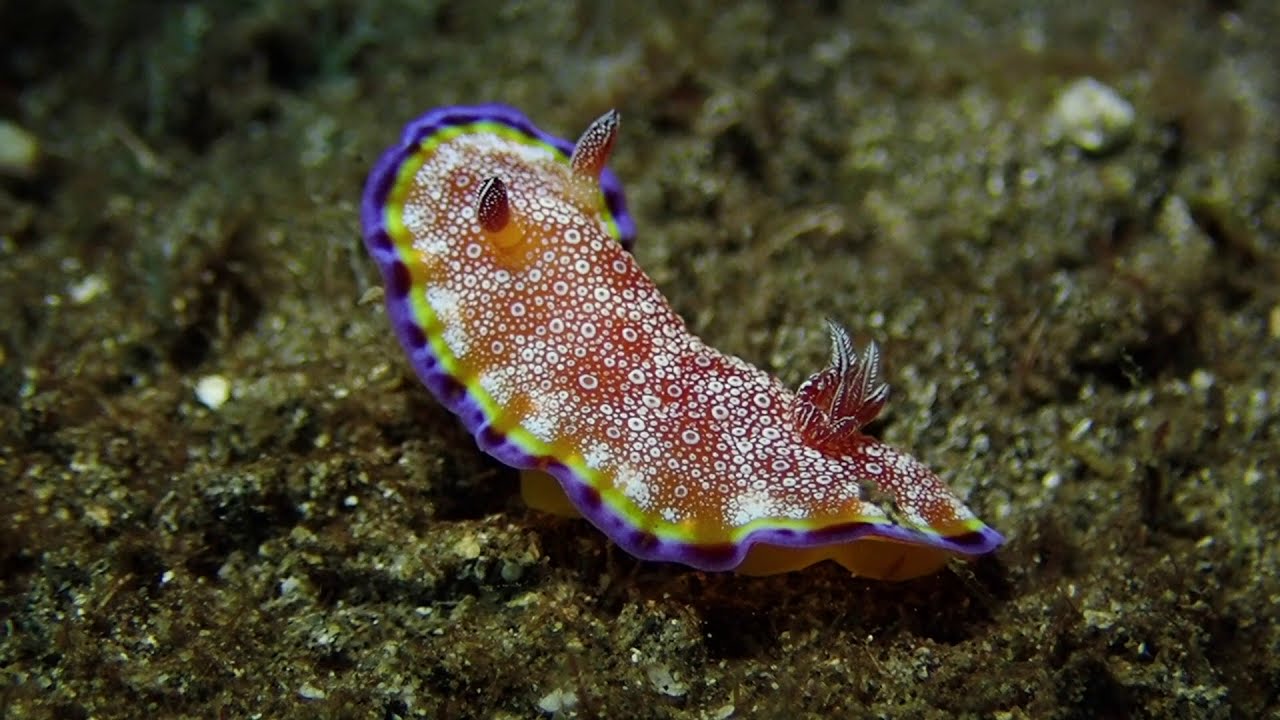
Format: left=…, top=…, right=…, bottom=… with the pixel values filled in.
left=360, top=104, right=1003, bottom=579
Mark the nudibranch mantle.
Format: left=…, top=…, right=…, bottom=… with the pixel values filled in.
left=361, top=104, right=1003, bottom=579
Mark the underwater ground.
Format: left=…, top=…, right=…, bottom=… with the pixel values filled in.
left=2, top=1, right=1277, bottom=718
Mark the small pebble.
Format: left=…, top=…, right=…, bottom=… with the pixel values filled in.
left=647, top=665, right=688, bottom=697
left=0, top=119, right=41, bottom=179
left=1048, top=77, right=1135, bottom=153
left=195, top=374, right=231, bottom=409
left=452, top=534, right=482, bottom=560
left=537, top=688, right=578, bottom=713
left=68, top=274, right=109, bottom=304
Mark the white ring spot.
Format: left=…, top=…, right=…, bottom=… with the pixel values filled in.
left=579, top=374, right=598, bottom=390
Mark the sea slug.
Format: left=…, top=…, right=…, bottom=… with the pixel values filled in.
left=360, top=104, right=1003, bottom=579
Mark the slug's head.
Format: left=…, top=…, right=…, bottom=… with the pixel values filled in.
left=467, top=110, right=623, bottom=271
left=374, top=105, right=632, bottom=289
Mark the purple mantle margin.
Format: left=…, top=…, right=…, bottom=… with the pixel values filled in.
left=360, top=103, right=1003, bottom=572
